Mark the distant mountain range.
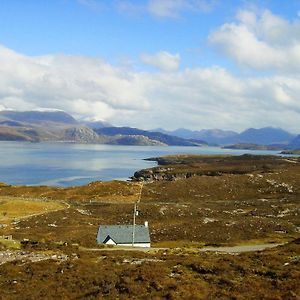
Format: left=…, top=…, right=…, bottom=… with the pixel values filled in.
left=0, top=110, right=299, bottom=149
left=152, top=127, right=296, bottom=147
left=0, top=110, right=205, bottom=146
left=152, top=128, right=237, bottom=145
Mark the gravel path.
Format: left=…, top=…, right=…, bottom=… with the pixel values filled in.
left=82, top=242, right=285, bottom=254
left=199, top=243, right=285, bottom=253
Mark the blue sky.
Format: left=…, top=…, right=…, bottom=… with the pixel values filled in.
left=1, top=0, right=298, bottom=67
left=0, top=0, right=233, bottom=64
left=0, top=0, right=300, bottom=132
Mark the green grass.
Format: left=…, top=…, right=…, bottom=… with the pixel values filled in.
left=0, top=238, right=21, bottom=250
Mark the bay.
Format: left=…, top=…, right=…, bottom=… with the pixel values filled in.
left=0, top=141, right=282, bottom=187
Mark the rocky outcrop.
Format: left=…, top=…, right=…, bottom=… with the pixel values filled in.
left=108, top=135, right=166, bottom=146
left=132, top=154, right=290, bottom=182
left=132, top=167, right=223, bottom=182
left=62, top=126, right=101, bottom=143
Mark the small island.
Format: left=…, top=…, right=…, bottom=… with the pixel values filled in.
left=280, top=149, right=300, bottom=155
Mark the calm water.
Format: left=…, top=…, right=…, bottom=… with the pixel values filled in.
left=0, top=142, right=283, bottom=187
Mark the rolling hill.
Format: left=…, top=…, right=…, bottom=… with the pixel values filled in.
left=95, top=127, right=207, bottom=146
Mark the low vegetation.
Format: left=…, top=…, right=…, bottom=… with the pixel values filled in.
left=0, top=198, right=67, bottom=224
left=0, top=154, right=299, bottom=298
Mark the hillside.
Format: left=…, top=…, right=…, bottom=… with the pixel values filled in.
left=0, top=155, right=299, bottom=299
left=0, top=110, right=102, bottom=143
left=237, top=127, right=294, bottom=145
left=0, top=126, right=39, bottom=142
left=96, top=127, right=206, bottom=146
left=0, top=110, right=78, bottom=125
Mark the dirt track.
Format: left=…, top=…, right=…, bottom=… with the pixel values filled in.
left=81, top=242, right=286, bottom=254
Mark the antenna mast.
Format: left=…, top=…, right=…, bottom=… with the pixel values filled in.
left=132, top=182, right=143, bottom=246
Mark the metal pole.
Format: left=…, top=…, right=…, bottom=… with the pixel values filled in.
left=132, top=183, right=143, bottom=246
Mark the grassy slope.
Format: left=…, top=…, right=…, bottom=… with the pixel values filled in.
left=0, top=241, right=299, bottom=299
left=0, top=198, right=66, bottom=224
left=0, top=154, right=299, bottom=298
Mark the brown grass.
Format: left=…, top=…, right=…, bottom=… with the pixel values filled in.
left=0, top=154, right=299, bottom=299
left=0, top=198, right=66, bottom=224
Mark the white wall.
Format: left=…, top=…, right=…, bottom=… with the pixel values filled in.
left=117, top=243, right=151, bottom=248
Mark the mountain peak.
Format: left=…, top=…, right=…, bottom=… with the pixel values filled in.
left=0, top=110, right=78, bottom=125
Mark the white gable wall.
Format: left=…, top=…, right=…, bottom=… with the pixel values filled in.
left=105, top=238, right=117, bottom=245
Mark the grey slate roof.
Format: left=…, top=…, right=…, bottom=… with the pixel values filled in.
left=97, top=225, right=150, bottom=244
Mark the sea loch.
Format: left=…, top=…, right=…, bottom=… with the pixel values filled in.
left=0, top=142, right=282, bottom=187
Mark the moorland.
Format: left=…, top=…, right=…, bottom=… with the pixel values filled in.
left=0, top=154, right=299, bottom=299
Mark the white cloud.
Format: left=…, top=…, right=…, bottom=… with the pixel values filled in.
left=140, top=51, right=180, bottom=72
left=0, top=45, right=149, bottom=121
left=0, top=44, right=300, bottom=132
left=209, top=9, right=300, bottom=72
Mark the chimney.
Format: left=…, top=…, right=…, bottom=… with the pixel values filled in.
left=144, top=221, right=148, bottom=228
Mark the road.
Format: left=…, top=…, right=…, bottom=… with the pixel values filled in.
left=81, top=242, right=286, bottom=254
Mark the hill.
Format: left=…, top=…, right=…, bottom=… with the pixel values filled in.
left=0, top=110, right=78, bottom=125
left=95, top=127, right=206, bottom=146
left=0, top=110, right=101, bottom=143
left=237, top=127, right=294, bottom=145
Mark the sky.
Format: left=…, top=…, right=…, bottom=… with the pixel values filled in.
left=0, top=0, right=300, bottom=133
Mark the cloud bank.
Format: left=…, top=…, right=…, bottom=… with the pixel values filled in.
left=209, top=9, right=300, bottom=72
left=0, top=9, right=299, bottom=132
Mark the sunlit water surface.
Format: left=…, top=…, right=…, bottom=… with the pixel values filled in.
left=0, top=142, right=284, bottom=187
